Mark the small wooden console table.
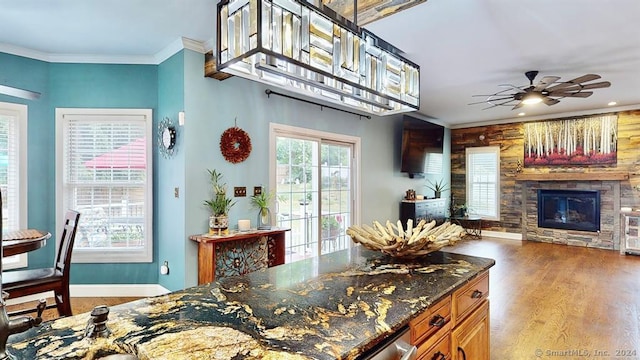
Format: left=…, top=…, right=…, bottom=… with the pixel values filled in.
left=189, top=228, right=289, bottom=285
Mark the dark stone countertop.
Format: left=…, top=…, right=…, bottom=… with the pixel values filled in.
left=7, top=247, right=495, bottom=360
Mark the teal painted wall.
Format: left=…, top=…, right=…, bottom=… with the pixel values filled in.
left=0, top=53, right=51, bottom=264
left=156, top=51, right=186, bottom=291
left=48, top=62, right=159, bottom=284
left=1, top=54, right=160, bottom=284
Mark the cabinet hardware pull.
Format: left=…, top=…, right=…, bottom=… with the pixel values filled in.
left=471, top=289, right=483, bottom=298
left=429, top=314, right=446, bottom=327
left=431, top=351, right=446, bottom=360
left=458, top=346, right=467, bottom=360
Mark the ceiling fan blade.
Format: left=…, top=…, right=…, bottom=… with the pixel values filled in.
left=469, top=96, right=514, bottom=105
left=533, top=76, right=560, bottom=91
left=542, top=97, right=560, bottom=106
left=550, top=91, right=594, bottom=98
left=560, top=81, right=612, bottom=92
left=498, top=84, right=525, bottom=93
left=544, top=74, right=602, bottom=92
left=512, top=102, right=525, bottom=110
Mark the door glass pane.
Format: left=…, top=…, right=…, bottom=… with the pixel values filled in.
left=320, top=142, right=351, bottom=255
left=276, top=136, right=319, bottom=263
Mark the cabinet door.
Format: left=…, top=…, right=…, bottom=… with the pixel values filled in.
left=451, top=300, right=490, bottom=360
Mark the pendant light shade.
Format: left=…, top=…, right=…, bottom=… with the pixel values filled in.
left=217, top=0, right=420, bottom=116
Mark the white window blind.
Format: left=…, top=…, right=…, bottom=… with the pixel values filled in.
left=466, top=146, right=500, bottom=220
left=56, top=108, right=152, bottom=263
left=0, top=102, right=28, bottom=269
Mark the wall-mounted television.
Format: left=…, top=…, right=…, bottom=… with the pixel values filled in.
left=400, top=116, right=444, bottom=178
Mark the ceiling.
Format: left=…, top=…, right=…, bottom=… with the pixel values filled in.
left=2, top=0, right=639, bottom=128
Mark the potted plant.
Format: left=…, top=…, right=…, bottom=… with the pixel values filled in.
left=251, top=187, right=275, bottom=230
left=204, top=169, right=235, bottom=234
left=425, top=179, right=449, bottom=199
left=321, top=215, right=341, bottom=241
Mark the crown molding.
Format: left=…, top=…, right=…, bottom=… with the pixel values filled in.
left=0, top=36, right=213, bottom=65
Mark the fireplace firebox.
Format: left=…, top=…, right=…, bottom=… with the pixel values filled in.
left=537, top=189, right=600, bottom=232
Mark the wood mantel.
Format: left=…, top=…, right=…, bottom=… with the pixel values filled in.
left=515, top=171, right=629, bottom=181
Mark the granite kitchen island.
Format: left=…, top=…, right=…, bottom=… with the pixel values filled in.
left=7, top=247, right=495, bottom=359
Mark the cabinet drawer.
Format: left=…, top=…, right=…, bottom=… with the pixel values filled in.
left=452, top=271, right=489, bottom=325
left=417, top=323, right=451, bottom=360
left=410, top=296, right=451, bottom=344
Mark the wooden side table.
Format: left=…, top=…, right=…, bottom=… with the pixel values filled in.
left=189, top=228, right=289, bottom=285
left=451, top=216, right=482, bottom=239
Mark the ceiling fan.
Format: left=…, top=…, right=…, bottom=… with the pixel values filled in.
left=470, top=71, right=611, bottom=110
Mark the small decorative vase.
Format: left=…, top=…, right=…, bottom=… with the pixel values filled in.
left=257, top=208, right=272, bottom=230
left=434, top=191, right=441, bottom=199
left=209, top=215, right=229, bottom=235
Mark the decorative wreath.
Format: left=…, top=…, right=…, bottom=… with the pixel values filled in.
left=220, top=126, right=252, bottom=164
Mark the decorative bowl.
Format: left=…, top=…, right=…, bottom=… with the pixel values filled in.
left=346, top=219, right=465, bottom=258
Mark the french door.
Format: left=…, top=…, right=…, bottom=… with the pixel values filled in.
left=270, top=124, right=359, bottom=263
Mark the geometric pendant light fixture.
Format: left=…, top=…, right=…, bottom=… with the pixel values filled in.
left=217, top=0, right=420, bottom=116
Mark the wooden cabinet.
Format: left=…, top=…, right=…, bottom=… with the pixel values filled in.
left=451, top=300, right=490, bottom=360
left=410, top=270, right=490, bottom=360
left=451, top=271, right=490, bottom=360
left=400, top=199, right=446, bottom=225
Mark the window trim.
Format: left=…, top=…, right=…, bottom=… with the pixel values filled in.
left=0, top=102, right=28, bottom=269
left=55, top=108, right=153, bottom=263
left=465, top=146, right=500, bottom=221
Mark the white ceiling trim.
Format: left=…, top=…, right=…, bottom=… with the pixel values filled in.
left=0, top=37, right=212, bottom=65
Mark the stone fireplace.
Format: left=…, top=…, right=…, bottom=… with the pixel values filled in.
left=520, top=175, right=622, bottom=250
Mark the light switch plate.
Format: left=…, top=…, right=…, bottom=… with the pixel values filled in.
left=234, top=187, right=247, bottom=197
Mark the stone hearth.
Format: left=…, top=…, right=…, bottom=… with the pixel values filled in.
left=523, top=180, right=620, bottom=250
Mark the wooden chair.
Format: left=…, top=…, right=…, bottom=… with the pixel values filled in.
left=2, top=210, right=81, bottom=317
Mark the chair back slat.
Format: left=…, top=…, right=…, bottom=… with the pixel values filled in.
left=55, top=210, right=81, bottom=275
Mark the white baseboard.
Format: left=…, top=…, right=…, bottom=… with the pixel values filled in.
left=5, top=284, right=170, bottom=306
left=482, top=230, right=522, bottom=241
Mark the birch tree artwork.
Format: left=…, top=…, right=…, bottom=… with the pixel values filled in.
left=524, top=115, right=617, bottom=166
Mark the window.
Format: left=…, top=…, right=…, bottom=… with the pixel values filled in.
left=0, top=102, right=28, bottom=269
left=466, top=146, right=500, bottom=220
left=56, top=108, right=153, bottom=263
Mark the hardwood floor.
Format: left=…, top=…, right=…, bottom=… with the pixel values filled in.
left=448, top=237, right=640, bottom=359
left=6, top=238, right=640, bottom=359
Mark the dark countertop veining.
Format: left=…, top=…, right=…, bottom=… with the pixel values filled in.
left=7, top=247, right=495, bottom=359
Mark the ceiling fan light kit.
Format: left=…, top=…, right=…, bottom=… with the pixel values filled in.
left=216, top=0, right=420, bottom=116
left=470, top=70, right=611, bottom=111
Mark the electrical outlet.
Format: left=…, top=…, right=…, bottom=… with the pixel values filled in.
left=234, top=187, right=247, bottom=197
left=254, top=186, right=262, bottom=196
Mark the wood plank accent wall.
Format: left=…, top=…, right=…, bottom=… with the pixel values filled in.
left=451, top=110, right=640, bottom=238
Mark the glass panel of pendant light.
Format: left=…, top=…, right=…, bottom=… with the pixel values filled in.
left=272, top=6, right=283, bottom=54
left=249, top=0, right=258, bottom=36
left=309, top=46, right=332, bottom=73
left=261, top=0, right=271, bottom=49
left=220, top=5, right=229, bottom=55
left=309, top=12, right=333, bottom=53
left=282, top=10, right=293, bottom=57
left=241, top=5, right=250, bottom=53
left=234, top=11, right=243, bottom=58
left=272, top=0, right=301, bottom=15
left=292, top=15, right=301, bottom=60
left=332, top=28, right=341, bottom=75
